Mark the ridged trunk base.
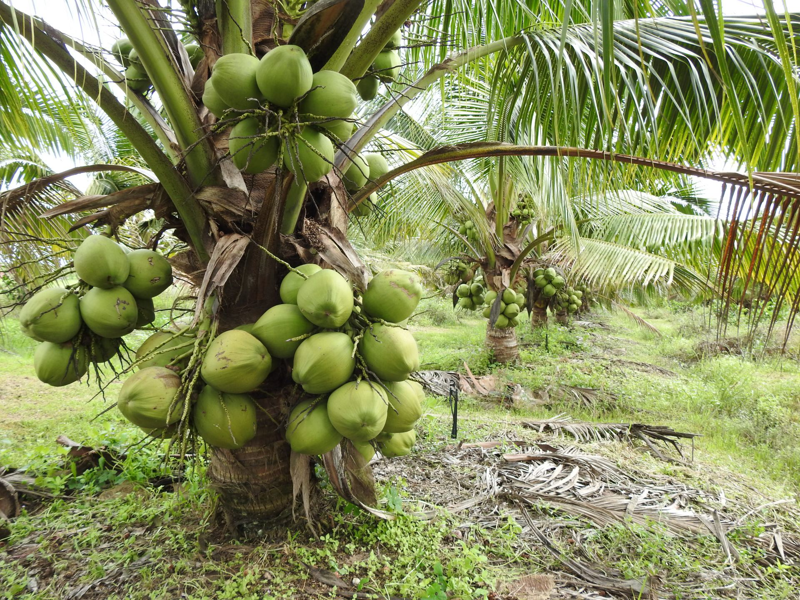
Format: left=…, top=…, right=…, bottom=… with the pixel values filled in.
left=207, top=390, right=293, bottom=521
left=486, top=324, right=519, bottom=364
left=530, top=304, right=548, bottom=327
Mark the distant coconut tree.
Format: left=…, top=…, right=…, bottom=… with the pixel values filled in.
left=2, top=0, right=800, bottom=523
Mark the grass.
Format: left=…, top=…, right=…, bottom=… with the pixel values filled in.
left=1, top=295, right=799, bottom=598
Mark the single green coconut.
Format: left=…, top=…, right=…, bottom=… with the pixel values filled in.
left=117, top=366, right=184, bottom=429
left=252, top=303, right=316, bottom=359
left=280, top=263, right=323, bottom=304
left=471, top=282, right=484, bottom=296
left=34, top=342, right=89, bottom=387
left=255, top=45, right=313, bottom=108
left=193, top=385, right=257, bottom=449
left=351, top=439, right=376, bottom=462
left=552, top=275, right=565, bottom=289
left=533, top=268, right=545, bottom=278
left=299, top=70, right=358, bottom=118
left=127, top=48, right=142, bottom=66
left=544, top=267, right=557, bottom=281
left=210, top=53, right=263, bottom=109
left=457, top=297, right=474, bottom=310
left=352, top=193, right=376, bottom=217
left=456, top=284, right=471, bottom=298
left=534, top=276, right=548, bottom=289
left=74, top=235, right=130, bottom=289
left=494, top=314, right=509, bottom=328
left=202, top=78, right=229, bottom=117
left=125, top=64, right=151, bottom=92
left=123, top=249, right=173, bottom=299
left=484, top=290, right=498, bottom=304
left=285, top=399, right=342, bottom=455
left=365, top=153, right=389, bottom=180
left=356, top=74, right=379, bottom=100
left=379, top=429, right=415, bottom=457
left=185, top=43, right=203, bottom=68
left=229, top=117, right=279, bottom=174
left=373, top=50, right=401, bottom=82
left=80, top=287, right=138, bottom=338
left=502, top=288, right=517, bottom=304
left=296, top=269, right=354, bottom=329
left=362, top=269, right=423, bottom=324
left=89, top=336, right=120, bottom=364
left=318, top=119, right=354, bottom=142
left=111, top=38, right=133, bottom=67
left=384, top=28, right=403, bottom=50
left=342, top=153, right=370, bottom=191
left=503, top=303, right=520, bottom=319
left=19, top=287, right=81, bottom=344
left=284, top=127, right=334, bottom=183
left=327, top=381, right=388, bottom=442
left=234, top=323, right=256, bottom=335
left=360, top=324, right=419, bottom=382
left=292, top=332, right=355, bottom=394
left=200, top=330, right=272, bottom=394
left=136, top=331, right=193, bottom=370
left=541, top=284, right=556, bottom=299
left=135, top=297, right=156, bottom=328
left=382, top=380, right=424, bottom=433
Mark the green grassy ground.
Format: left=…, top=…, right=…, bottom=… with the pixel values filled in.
left=1, top=298, right=799, bottom=599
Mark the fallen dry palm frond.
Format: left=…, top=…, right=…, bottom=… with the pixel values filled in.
left=613, top=302, right=663, bottom=336
left=521, top=415, right=698, bottom=463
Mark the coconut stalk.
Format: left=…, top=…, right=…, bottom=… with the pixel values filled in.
left=216, top=0, right=253, bottom=55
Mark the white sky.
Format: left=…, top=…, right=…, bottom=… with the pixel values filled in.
left=11, top=0, right=800, bottom=197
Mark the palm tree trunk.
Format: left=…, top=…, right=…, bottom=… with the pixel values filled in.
left=206, top=391, right=294, bottom=521
left=485, top=323, right=519, bottom=363
left=530, top=301, right=548, bottom=328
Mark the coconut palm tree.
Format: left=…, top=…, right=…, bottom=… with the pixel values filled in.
left=2, top=0, right=800, bottom=522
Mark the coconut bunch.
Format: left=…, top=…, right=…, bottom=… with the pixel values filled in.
left=458, top=220, right=480, bottom=244
left=19, top=235, right=174, bottom=388
left=511, top=196, right=535, bottom=226
left=275, top=266, right=425, bottom=460
left=356, top=28, right=403, bottom=101
left=199, top=44, right=365, bottom=185
left=443, top=260, right=474, bottom=285
left=527, top=266, right=587, bottom=317
left=455, top=281, right=485, bottom=311
left=482, top=288, right=526, bottom=329
left=532, top=267, right=565, bottom=300
left=111, top=37, right=203, bottom=93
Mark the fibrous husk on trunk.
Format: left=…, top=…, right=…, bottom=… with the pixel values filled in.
left=485, top=322, right=519, bottom=364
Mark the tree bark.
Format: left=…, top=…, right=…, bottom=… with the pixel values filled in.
left=530, top=302, right=548, bottom=328
left=485, top=323, right=519, bottom=363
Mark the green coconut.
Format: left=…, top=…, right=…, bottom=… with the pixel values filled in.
left=89, top=336, right=120, bottom=364
left=80, top=287, right=138, bottom=338
left=19, top=287, right=81, bottom=344
left=235, top=323, right=256, bottom=335
left=365, top=153, right=389, bottom=180
left=373, top=50, right=401, bottom=82
left=280, top=264, right=323, bottom=304
left=534, top=276, right=548, bottom=289
left=296, top=269, right=354, bottom=329
left=74, top=235, right=130, bottom=289
left=34, top=342, right=89, bottom=387
left=457, top=297, right=474, bottom=310
left=544, top=267, right=557, bottom=280
left=193, top=385, right=257, bottom=449
left=292, top=332, right=355, bottom=394
left=342, top=153, right=370, bottom=191
left=117, top=366, right=184, bottom=429
left=541, top=284, right=556, bottom=299
left=385, top=29, right=403, bottom=50
left=360, top=324, right=419, bottom=382
left=136, top=331, right=193, bottom=370
left=286, top=399, right=342, bottom=455
left=299, top=70, right=358, bottom=118
left=379, top=429, right=416, bottom=457
left=352, top=193, right=376, bottom=217
left=202, top=78, right=229, bottom=117
left=357, top=74, right=379, bottom=100
left=284, top=127, right=334, bottom=183
left=494, top=314, right=509, bottom=328
left=362, top=269, right=423, bottom=324
left=111, top=38, right=133, bottom=67
left=252, top=303, right=315, bottom=359
left=256, top=45, right=313, bottom=108
left=125, top=64, right=150, bottom=92
left=456, top=284, right=470, bottom=298
left=200, top=330, right=272, bottom=394
left=382, top=380, right=424, bottom=433
left=135, top=297, right=156, bottom=328
left=185, top=43, right=203, bottom=68
left=127, top=48, right=142, bottom=66
left=503, top=303, right=520, bottom=319
left=229, top=117, right=279, bottom=174
left=318, top=119, right=354, bottom=142
left=327, top=381, right=388, bottom=442
left=210, top=53, right=263, bottom=109
left=351, top=440, right=376, bottom=462
left=123, top=249, right=173, bottom=299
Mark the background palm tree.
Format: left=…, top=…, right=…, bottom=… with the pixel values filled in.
left=1, top=0, right=799, bottom=522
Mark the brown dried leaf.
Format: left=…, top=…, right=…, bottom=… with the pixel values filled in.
left=193, top=233, right=250, bottom=325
